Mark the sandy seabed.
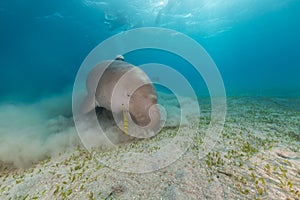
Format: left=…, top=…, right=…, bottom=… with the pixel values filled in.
left=0, top=96, right=299, bottom=200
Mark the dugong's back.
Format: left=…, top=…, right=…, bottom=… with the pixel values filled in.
left=82, top=60, right=149, bottom=113
left=86, top=60, right=133, bottom=92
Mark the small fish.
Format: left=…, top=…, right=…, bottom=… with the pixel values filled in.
left=122, top=104, right=128, bottom=135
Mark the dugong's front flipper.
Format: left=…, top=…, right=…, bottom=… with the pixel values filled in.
left=81, top=62, right=107, bottom=114
left=81, top=95, right=97, bottom=114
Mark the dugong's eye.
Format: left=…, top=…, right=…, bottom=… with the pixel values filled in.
left=127, top=94, right=130, bottom=97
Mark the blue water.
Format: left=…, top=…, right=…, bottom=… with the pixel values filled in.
left=0, top=0, right=300, bottom=102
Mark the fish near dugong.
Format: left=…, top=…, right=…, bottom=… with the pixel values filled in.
left=81, top=56, right=161, bottom=137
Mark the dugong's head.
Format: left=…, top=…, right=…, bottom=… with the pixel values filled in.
left=128, top=84, right=161, bottom=134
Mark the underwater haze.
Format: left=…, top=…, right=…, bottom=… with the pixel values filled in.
left=1, top=0, right=300, bottom=100
left=1, top=1, right=300, bottom=199
left=0, top=0, right=300, bottom=166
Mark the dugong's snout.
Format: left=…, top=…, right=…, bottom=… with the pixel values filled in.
left=147, top=104, right=162, bottom=132
left=129, top=88, right=161, bottom=134
left=129, top=104, right=161, bottom=133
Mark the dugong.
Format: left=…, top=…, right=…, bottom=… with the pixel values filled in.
left=81, top=57, right=161, bottom=136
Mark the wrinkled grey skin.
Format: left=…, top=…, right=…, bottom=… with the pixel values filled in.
left=81, top=60, right=161, bottom=135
